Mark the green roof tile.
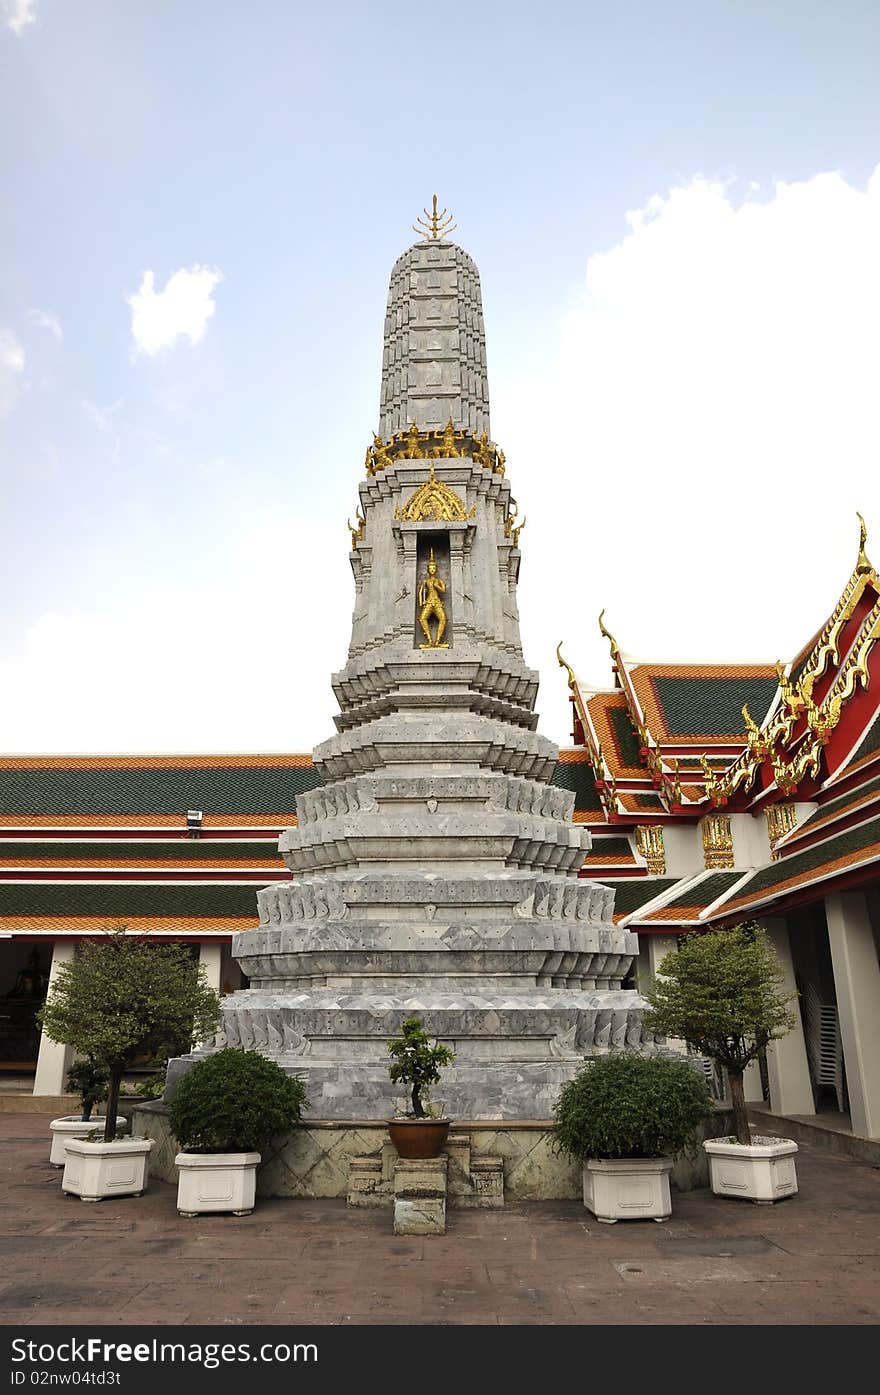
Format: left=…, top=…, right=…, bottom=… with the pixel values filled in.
left=0, top=765, right=322, bottom=817
left=0, top=882, right=264, bottom=918
left=599, top=878, right=679, bottom=915
left=551, top=761, right=603, bottom=812
left=741, top=815, right=880, bottom=900
left=608, top=706, right=643, bottom=769
left=653, top=676, right=778, bottom=737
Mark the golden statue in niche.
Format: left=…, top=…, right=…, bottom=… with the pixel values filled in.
left=418, top=548, right=449, bottom=649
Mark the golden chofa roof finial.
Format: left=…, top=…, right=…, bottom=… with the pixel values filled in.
left=413, top=195, right=457, bottom=242
left=856, top=511, right=873, bottom=576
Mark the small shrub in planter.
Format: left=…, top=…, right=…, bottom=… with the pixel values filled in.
left=169, top=1048, right=308, bottom=1154
left=386, top=1017, right=455, bottom=1158
left=553, top=1053, right=712, bottom=1222
left=168, top=1049, right=308, bottom=1215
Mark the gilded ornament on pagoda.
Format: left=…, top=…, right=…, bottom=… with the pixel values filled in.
left=417, top=549, right=448, bottom=649
left=395, top=463, right=472, bottom=523
left=432, top=419, right=462, bottom=458
left=700, top=813, right=735, bottom=869
left=365, top=425, right=506, bottom=476
left=347, top=505, right=366, bottom=549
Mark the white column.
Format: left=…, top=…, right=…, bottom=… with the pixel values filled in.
left=33, top=939, right=75, bottom=1096
left=764, top=918, right=815, bottom=1116
left=199, top=942, right=222, bottom=992
left=639, top=934, right=687, bottom=1054
left=825, top=892, right=880, bottom=1139
left=196, top=942, right=223, bottom=1048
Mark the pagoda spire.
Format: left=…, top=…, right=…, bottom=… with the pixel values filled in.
left=379, top=215, right=489, bottom=440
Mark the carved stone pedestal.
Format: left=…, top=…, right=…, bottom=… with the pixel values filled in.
left=348, top=1131, right=504, bottom=1220
left=393, top=1156, right=447, bottom=1235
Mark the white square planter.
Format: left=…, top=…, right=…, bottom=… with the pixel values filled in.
left=583, top=1157, right=673, bottom=1223
left=49, top=1116, right=128, bottom=1167
left=175, top=1152, right=261, bottom=1216
left=703, top=1135, right=798, bottom=1203
left=62, top=1137, right=153, bottom=1201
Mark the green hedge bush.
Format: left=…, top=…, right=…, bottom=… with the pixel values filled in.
left=169, top=1049, right=308, bottom=1154
left=553, top=1052, right=712, bottom=1161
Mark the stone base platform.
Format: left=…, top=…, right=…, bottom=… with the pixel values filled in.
left=133, top=1102, right=732, bottom=1198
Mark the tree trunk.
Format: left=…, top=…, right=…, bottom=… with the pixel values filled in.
left=104, top=1070, right=122, bottom=1143
left=728, top=1070, right=751, bottom=1146
left=411, top=1083, right=424, bottom=1118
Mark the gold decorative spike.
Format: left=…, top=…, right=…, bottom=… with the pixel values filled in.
left=504, top=502, right=519, bottom=539
left=598, top=609, right=622, bottom=667
left=413, top=194, right=457, bottom=242
left=700, top=754, right=721, bottom=802
left=701, top=813, right=735, bottom=869
left=417, top=548, right=449, bottom=648
left=857, top=511, right=873, bottom=575
left=511, top=516, right=526, bottom=547
left=494, top=449, right=506, bottom=475
left=556, top=642, right=576, bottom=692
left=397, top=468, right=470, bottom=522
left=347, top=505, right=366, bottom=549
left=635, top=825, right=666, bottom=875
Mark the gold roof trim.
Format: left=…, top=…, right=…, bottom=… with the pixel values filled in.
left=799, top=513, right=877, bottom=685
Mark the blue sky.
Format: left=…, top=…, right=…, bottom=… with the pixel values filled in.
left=2, top=2, right=880, bottom=751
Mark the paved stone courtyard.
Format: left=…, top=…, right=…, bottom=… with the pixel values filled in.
left=1, top=1113, right=879, bottom=1326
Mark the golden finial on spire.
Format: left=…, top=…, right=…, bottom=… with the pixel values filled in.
left=413, top=195, right=457, bottom=242
left=556, top=642, right=576, bottom=692
left=856, top=511, right=873, bottom=576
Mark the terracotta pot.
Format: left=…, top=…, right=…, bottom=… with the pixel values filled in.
left=387, top=1118, right=451, bottom=1159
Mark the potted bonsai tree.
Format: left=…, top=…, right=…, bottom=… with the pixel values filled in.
left=38, top=930, right=220, bottom=1201
left=553, top=1052, right=712, bottom=1222
left=168, top=1048, right=308, bottom=1216
left=48, top=1058, right=129, bottom=1167
left=387, top=1017, right=454, bottom=1159
left=644, top=922, right=800, bottom=1203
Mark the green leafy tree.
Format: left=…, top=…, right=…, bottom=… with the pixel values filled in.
left=388, top=1017, right=454, bottom=1118
left=39, top=931, right=220, bottom=1143
left=644, top=923, right=797, bottom=1146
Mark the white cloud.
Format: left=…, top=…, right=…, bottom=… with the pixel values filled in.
left=2, top=0, right=35, bottom=36
left=27, top=307, right=62, bottom=342
left=495, top=166, right=880, bottom=743
left=128, top=266, right=223, bottom=357
left=0, top=328, right=25, bottom=415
